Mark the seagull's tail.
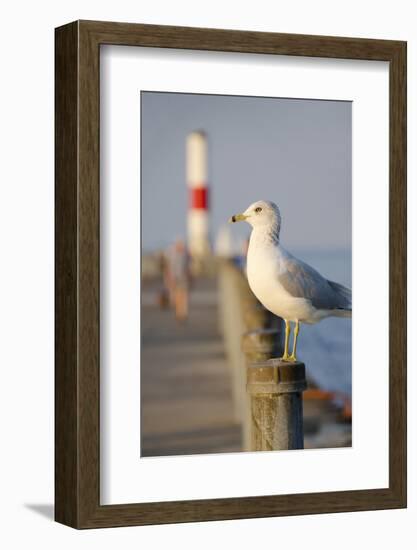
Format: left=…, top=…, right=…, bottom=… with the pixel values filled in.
left=328, top=280, right=352, bottom=313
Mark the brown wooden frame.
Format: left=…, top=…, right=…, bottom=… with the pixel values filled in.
left=55, top=20, right=407, bottom=529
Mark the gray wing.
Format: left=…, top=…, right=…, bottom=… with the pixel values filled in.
left=278, top=256, right=351, bottom=311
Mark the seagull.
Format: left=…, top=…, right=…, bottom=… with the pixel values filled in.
left=229, top=200, right=351, bottom=362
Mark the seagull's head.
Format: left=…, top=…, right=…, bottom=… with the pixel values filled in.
left=229, top=200, right=281, bottom=231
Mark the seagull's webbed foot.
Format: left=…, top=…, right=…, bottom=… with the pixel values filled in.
left=280, top=353, right=297, bottom=362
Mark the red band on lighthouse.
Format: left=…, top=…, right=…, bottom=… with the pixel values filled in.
left=190, top=187, right=208, bottom=209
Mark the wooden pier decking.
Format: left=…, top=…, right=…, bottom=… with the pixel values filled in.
left=141, top=277, right=241, bottom=456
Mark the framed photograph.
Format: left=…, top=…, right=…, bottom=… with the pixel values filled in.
left=55, top=20, right=406, bottom=528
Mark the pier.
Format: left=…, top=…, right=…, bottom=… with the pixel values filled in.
left=141, top=276, right=241, bottom=456
left=141, top=264, right=351, bottom=457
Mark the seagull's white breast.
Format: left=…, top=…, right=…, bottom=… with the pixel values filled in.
left=246, top=231, right=315, bottom=322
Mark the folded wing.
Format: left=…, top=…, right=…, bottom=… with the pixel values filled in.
left=278, top=256, right=351, bottom=311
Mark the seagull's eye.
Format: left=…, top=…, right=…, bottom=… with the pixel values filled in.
left=255, top=207, right=262, bottom=213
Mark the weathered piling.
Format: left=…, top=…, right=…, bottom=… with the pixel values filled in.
left=244, top=303, right=278, bottom=332
left=246, top=357, right=307, bottom=451
left=241, top=329, right=281, bottom=366
left=241, top=329, right=281, bottom=449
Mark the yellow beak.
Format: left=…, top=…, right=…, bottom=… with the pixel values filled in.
left=228, top=213, right=248, bottom=223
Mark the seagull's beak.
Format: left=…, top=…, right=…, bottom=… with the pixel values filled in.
left=228, top=213, right=248, bottom=223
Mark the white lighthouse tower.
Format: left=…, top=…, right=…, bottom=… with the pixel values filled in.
left=186, top=131, right=211, bottom=272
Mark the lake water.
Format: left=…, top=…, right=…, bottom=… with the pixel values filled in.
left=289, top=248, right=352, bottom=396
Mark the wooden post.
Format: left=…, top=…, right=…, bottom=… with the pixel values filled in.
left=243, top=303, right=282, bottom=333
left=246, top=358, right=307, bottom=451
left=242, top=328, right=281, bottom=363
left=241, top=329, right=281, bottom=450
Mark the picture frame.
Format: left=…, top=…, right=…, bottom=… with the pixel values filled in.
left=55, top=20, right=406, bottom=528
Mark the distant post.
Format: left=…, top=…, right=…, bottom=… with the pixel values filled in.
left=246, top=356, right=307, bottom=451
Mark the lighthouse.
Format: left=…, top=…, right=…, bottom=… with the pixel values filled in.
left=186, top=131, right=211, bottom=272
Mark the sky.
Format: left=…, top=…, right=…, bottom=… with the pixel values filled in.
left=141, top=92, right=351, bottom=253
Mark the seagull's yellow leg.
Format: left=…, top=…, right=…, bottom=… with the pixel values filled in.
left=288, top=320, right=300, bottom=362
left=281, top=319, right=291, bottom=361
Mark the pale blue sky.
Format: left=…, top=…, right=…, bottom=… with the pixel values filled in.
left=141, top=92, right=351, bottom=253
